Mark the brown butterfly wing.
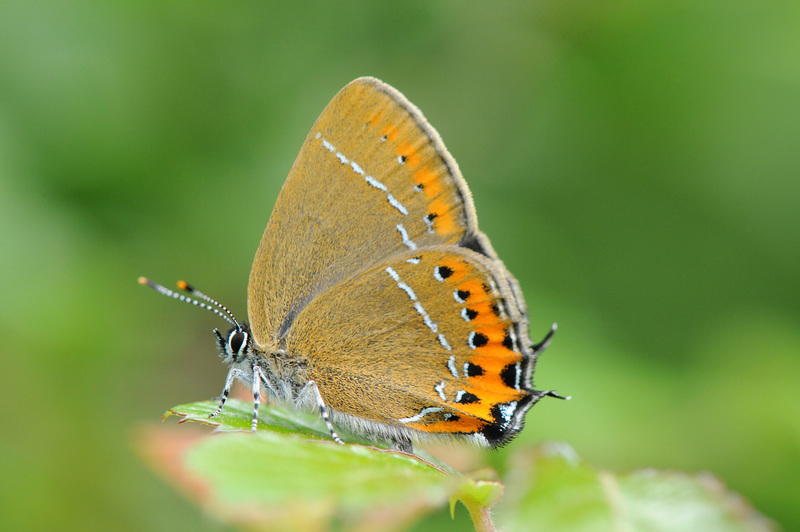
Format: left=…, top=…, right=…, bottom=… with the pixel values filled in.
left=247, top=77, right=494, bottom=347
left=286, top=247, right=540, bottom=447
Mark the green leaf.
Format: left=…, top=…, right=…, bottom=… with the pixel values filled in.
left=147, top=403, right=774, bottom=531
left=497, top=442, right=775, bottom=532
left=184, top=431, right=452, bottom=530
left=141, top=399, right=502, bottom=531
left=165, top=398, right=342, bottom=440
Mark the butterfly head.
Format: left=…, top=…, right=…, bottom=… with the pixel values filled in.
left=214, top=322, right=253, bottom=365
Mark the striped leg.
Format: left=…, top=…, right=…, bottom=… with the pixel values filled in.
left=250, top=366, right=266, bottom=431
left=307, top=380, right=344, bottom=445
left=209, top=367, right=247, bottom=418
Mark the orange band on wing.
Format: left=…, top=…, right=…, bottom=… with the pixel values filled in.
left=380, top=124, right=398, bottom=142
left=413, top=167, right=443, bottom=198
left=407, top=415, right=487, bottom=435
left=426, top=197, right=459, bottom=236
left=464, top=300, right=503, bottom=326
left=395, top=141, right=421, bottom=169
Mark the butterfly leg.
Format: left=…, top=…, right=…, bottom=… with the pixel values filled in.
left=392, top=434, right=413, bottom=454
left=209, top=367, right=247, bottom=419
left=250, top=365, right=267, bottom=431
left=307, top=380, right=344, bottom=445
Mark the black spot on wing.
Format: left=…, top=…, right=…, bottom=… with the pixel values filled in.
left=502, top=330, right=515, bottom=350
left=469, top=332, right=489, bottom=349
left=435, top=265, right=454, bottom=279
left=500, top=363, right=519, bottom=389
left=466, top=363, right=484, bottom=377
left=456, top=392, right=479, bottom=404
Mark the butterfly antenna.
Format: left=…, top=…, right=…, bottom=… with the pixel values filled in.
left=138, top=277, right=239, bottom=329
left=175, top=280, right=242, bottom=328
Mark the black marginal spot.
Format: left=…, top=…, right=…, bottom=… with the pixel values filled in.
left=425, top=212, right=438, bottom=221
left=469, top=332, right=489, bottom=349
left=399, top=154, right=408, bottom=163
left=465, top=308, right=479, bottom=320
left=466, top=363, right=484, bottom=377
left=502, top=330, right=514, bottom=350
left=435, top=265, right=454, bottom=280
left=480, top=421, right=510, bottom=447
left=456, top=392, right=479, bottom=404
left=500, top=363, right=519, bottom=389
left=482, top=394, right=536, bottom=447
left=459, top=233, right=493, bottom=258
left=481, top=394, right=538, bottom=448
left=457, top=289, right=471, bottom=302
left=482, top=282, right=492, bottom=295
left=490, top=303, right=500, bottom=317
left=380, top=134, right=388, bottom=141
left=446, top=414, right=461, bottom=423
left=489, top=404, right=509, bottom=426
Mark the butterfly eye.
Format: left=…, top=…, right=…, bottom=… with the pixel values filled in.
left=228, top=330, right=248, bottom=356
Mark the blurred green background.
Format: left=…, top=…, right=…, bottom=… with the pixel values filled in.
left=1, top=1, right=798, bottom=530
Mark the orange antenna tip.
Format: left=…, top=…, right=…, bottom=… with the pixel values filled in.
left=176, top=280, right=190, bottom=291
left=138, top=276, right=149, bottom=285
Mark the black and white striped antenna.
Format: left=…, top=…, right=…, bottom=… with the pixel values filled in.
left=138, top=277, right=240, bottom=329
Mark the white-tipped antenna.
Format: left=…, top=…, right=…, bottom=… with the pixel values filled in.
left=138, top=277, right=240, bottom=329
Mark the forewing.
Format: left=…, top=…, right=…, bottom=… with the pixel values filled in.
left=247, top=77, right=488, bottom=345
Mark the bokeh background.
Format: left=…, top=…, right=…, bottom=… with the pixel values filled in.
left=1, top=1, right=798, bottom=530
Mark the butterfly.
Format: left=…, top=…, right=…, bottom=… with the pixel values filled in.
left=141, top=77, right=565, bottom=453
